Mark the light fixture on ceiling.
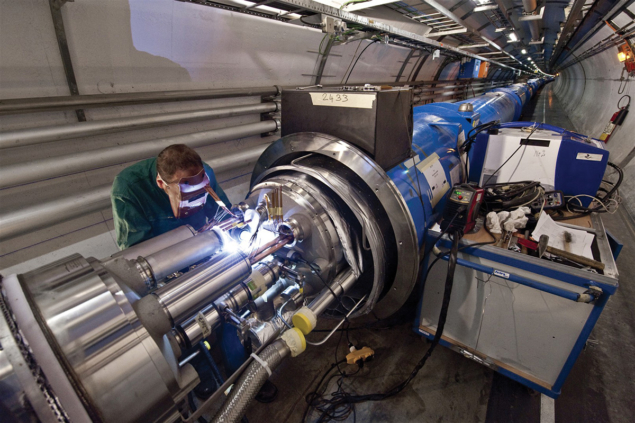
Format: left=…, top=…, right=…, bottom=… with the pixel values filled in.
left=521, top=49, right=527, bottom=54
left=508, top=33, right=518, bottom=42
left=342, top=0, right=399, bottom=11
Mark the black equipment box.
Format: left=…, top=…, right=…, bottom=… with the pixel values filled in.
left=281, top=86, right=413, bottom=170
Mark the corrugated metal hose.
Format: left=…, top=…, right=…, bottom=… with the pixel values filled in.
left=212, top=339, right=290, bottom=423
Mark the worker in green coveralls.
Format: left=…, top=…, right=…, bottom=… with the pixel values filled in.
left=110, top=144, right=278, bottom=402
left=111, top=144, right=231, bottom=249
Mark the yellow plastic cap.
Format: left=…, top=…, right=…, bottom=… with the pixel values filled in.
left=281, top=327, right=306, bottom=357
left=292, top=312, right=312, bottom=335
left=292, top=327, right=306, bottom=352
left=291, top=306, right=317, bottom=335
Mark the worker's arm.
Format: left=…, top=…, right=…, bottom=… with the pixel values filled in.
left=111, top=180, right=153, bottom=250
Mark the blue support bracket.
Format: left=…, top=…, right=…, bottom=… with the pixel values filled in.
left=605, top=229, right=623, bottom=260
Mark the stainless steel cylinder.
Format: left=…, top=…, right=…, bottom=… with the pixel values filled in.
left=7, top=255, right=195, bottom=423
left=177, top=262, right=281, bottom=349
left=110, top=225, right=196, bottom=260
left=177, top=283, right=249, bottom=350
left=309, top=268, right=358, bottom=316
left=153, top=251, right=252, bottom=325
left=0, top=86, right=280, bottom=115
left=143, top=229, right=225, bottom=282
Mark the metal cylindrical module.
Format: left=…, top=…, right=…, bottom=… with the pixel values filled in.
left=110, top=225, right=196, bottom=260
left=0, top=185, right=112, bottom=241
left=153, top=251, right=252, bottom=325
left=387, top=88, right=520, bottom=247
left=6, top=256, right=192, bottom=423
left=0, top=103, right=277, bottom=149
left=142, top=229, right=226, bottom=282
left=177, top=262, right=280, bottom=348
left=309, top=268, right=358, bottom=316
left=490, top=86, right=527, bottom=121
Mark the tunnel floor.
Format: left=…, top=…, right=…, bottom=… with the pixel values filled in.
left=243, top=84, right=635, bottom=423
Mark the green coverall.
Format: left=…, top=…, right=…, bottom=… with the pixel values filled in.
left=111, top=158, right=230, bottom=250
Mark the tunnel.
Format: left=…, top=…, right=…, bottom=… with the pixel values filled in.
left=0, top=1, right=633, bottom=422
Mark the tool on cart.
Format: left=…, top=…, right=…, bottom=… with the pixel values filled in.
left=530, top=190, right=565, bottom=213
left=518, top=234, right=605, bottom=270
left=441, top=183, right=484, bottom=233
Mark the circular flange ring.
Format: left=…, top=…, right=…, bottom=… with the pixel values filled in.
left=251, top=132, right=418, bottom=318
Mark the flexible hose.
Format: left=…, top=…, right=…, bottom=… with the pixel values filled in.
left=212, top=340, right=290, bottom=423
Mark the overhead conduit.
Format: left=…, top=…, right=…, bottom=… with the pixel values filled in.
left=0, top=120, right=278, bottom=189
left=0, top=86, right=280, bottom=115
left=521, top=0, right=541, bottom=42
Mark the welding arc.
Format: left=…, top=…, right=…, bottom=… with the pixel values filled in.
left=204, top=185, right=236, bottom=217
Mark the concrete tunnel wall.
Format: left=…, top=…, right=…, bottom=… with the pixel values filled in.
left=1, top=0, right=468, bottom=274
left=552, top=6, right=635, bottom=223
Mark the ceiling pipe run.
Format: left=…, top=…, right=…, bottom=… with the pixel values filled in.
left=522, top=0, right=541, bottom=41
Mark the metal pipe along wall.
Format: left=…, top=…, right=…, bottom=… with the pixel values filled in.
left=0, top=102, right=277, bottom=149
left=0, top=86, right=279, bottom=115
left=0, top=143, right=270, bottom=241
left=0, top=185, right=112, bottom=241
left=0, top=120, right=278, bottom=189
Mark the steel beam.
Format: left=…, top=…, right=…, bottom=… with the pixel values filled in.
left=269, top=0, right=519, bottom=70
left=551, top=0, right=633, bottom=70
left=49, top=0, right=85, bottom=121
left=395, top=49, right=416, bottom=82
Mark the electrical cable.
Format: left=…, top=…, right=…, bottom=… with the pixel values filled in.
left=618, top=68, right=630, bottom=95
left=340, top=40, right=364, bottom=84
left=482, top=124, right=539, bottom=187
left=461, top=121, right=500, bottom=180
left=410, top=155, right=430, bottom=259
left=287, top=255, right=351, bottom=318
left=303, top=237, right=496, bottom=422
left=300, top=16, right=319, bottom=27
left=304, top=232, right=489, bottom=421
left=618, top=94, right=631, bottom=109
left=564, top=162, right=623, bottom=214
left=344, top=40, right=380, bottom=84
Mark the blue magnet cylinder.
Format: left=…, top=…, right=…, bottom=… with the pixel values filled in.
left=387, top=81, right=537, bottom=248
left=489, top=84, right=530, bottom=120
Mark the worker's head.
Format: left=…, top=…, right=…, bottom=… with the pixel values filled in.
left=156, top=144, right=204, bottom=186
left=155, top=144, right=211, bottom=219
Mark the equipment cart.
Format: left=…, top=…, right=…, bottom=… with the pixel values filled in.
left=415, top=213, right=620, bottom=398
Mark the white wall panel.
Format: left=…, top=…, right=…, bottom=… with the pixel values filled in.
left=553, top=22, right=635, bottom=220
